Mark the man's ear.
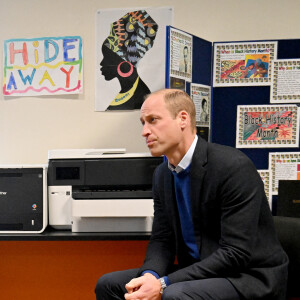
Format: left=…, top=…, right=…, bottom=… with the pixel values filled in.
left=177, top=110, right=189, bottom=129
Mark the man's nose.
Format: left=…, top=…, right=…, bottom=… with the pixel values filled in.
left=142, top=124, right=150, bottom=137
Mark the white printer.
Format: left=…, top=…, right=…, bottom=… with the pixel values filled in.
left=47, top=149, right=163, bottom=232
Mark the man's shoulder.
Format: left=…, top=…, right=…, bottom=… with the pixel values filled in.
left=195, top=137, right=252, bottom=167
left=208, top=141, right=244, bottom=156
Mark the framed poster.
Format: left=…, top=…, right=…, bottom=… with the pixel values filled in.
left=95, top=7, right=173, bottom=111
left=169, top=27, right=192, bottom=83
left=3, top=36, right=83, bottom=96
left=271, top=59, right=300, bottom=103
left=236, top=105, right=299, bottom=148
left=269, top=152, right=300, bottom=195
left=191, top=83, right=211, bottom=127
left=213, top=41, right=277, bottom=87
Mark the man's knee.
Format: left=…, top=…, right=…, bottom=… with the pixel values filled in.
left=95, top=273, right=118, bottom=297
left=162, top=279, right=240, bottom=300
left=162, top=287, right=180, bottom=300
left=161, top=282, right=205, bottom=300
left=95, top=269, right=138, bottom=299
left=162, top=285, right=202, bottom=300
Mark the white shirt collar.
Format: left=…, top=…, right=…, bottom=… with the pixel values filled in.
left=168, top=135, right=198, bottom=173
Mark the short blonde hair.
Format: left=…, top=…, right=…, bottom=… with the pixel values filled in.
left=147, top=89, right=196, bottom=130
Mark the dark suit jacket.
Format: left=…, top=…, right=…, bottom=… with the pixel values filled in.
left=138, top=137, right=288, bottom=300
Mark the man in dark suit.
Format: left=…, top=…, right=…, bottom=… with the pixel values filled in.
left=95, top=89, right=288, bottom=300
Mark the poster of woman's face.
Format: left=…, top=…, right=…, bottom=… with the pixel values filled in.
left=95, top=7, right=173, bottom=111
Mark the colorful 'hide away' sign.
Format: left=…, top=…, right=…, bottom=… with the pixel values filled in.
left=3, top=36, right=83, bottom=96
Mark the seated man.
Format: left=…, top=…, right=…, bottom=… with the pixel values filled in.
left=95, top=89, right=288, bottom=300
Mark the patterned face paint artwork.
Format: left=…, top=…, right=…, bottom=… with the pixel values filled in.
left=103, top=10, right=158, bottom=67
left=100, top=10, right=159, bottom=110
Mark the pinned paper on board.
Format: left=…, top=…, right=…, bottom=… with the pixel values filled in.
left=269, top=152, right=300, bottom=195
left=169, top=27, right=193, bottom=83
left=213, top=41, right=277, bottom=87
left=191, top=83, right=211, bottom=127
left=271, top=59, right=300, bottom=103
left=236, top=105, right=299, bottom=148
left=3, top=36, right=83, bottom=96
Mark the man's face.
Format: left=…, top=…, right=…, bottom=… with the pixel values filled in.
left=140, top=93, right=183, bottom=158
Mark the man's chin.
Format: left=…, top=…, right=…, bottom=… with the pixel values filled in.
left=148, top=148, right=163, bottom=157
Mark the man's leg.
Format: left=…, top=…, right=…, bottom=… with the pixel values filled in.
left=162, top=278, right=241, bottom=300
left=95, top=268, right=139, bottom=300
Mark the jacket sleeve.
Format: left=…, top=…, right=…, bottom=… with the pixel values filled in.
left=138, top=165, right=176, bottom=277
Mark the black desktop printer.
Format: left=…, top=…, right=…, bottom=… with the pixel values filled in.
left=0, top=165, right=47, bottom=233
left=48, top=149, right=163, bottom=232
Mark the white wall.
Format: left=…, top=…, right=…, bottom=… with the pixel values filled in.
left=0, top=0, right=299, bottom=164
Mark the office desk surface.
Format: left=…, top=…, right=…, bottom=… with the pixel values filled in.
left=0, top=226, right=151, bottom=241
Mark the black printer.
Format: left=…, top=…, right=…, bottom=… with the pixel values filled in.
left=0, top=165, right=47, bottom=233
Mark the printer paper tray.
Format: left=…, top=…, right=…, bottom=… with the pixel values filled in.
left=72, top=190, right=152, bottom=199
left=72, top=199, right=154, bottom=217
left=72, top=216, right=153, bottom=233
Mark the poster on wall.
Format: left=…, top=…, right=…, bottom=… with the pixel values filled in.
left=191, top=83, right=211, bottom=126
left=213, top=41, right=277, bottom=87
left=257, top=170, right=272, bottom=208
left=271, top=59, right=300, bottom=103
left=236, top=105, right=299, bottom=148
left=269, top=152, right=300, bottom=195
left=169, top=27, right=192, bottom=83
left=3, top=36, right=83, bottom=96
left=95, top=7, right=173, bottom=111
left=191, top=83, right=211, bottom=141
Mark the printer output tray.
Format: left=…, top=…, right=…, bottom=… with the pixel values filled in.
left=72, top=190, right=153, bottom=199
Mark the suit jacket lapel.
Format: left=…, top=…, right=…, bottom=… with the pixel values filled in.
left=162, top=163, right=183, bottom=254
left=162, top=164, right=178, bottom=226
left=190, top=137, right=208, bottom=251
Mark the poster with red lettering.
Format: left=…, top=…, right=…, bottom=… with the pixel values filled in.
left=213, top=41, right=277, bottom=87
left=236, top=105, right=299, bottom=148
left=3, top=36, right=83, bottom=96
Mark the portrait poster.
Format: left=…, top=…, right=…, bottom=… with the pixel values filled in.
left=269, top=152, right=300, bottom=195
left=190, top=83, right=211, bottom=127
left=213, top=41, right=277, bottom=87
left=271, top=59, right=300, bottom=103
left=236, top=105, right=299, bottom=148
left=169, top=27, right=192, bottom=83
left=95, top=7, right=173, bottom=111
left=3, top=36, right=83, bottom=96
left=257, top=169, right=272, bottom=208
